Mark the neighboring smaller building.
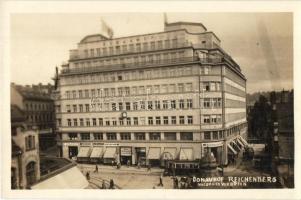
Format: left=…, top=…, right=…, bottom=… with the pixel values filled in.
left=270, top=90, right=294, bottom=188
left=11, top=105, right=41, bottom=189
left=11, top=83, right=56, bottom=151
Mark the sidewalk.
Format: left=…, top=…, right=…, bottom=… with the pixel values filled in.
left=77, top=163, right=164, bottom=175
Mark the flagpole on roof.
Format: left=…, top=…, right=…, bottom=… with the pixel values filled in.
left=100, top=19, right=114, bottom=39
left=163, top=13, right=168, bottom=25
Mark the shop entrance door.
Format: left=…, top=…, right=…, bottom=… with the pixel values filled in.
left=68, top=146, right=78, bottom=159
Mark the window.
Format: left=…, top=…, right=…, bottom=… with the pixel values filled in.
left=66, top=105, right=71, bottom=113
left=105, top=119, right=110, bottom=126
left=112, top=103, right=117, bottom=111
left=99, top=118, right=103, bottom=126
left=204, top=132, right=211, bottom=140
left=25, top=135, right=35, bottom=151
left=92, top=118, right=97, bottom=126
left=212, top=131, right=218, bottom=140
left=81, top=133, right=90, bottom=140
left=133, top=117, right=138, bottom=125
left=179, top=116, right=185, bottom=124
left=187, top=116, right=193, bottom=124
left=164, top=132, right=176, bottom=140
left=132, top=87, right=137, bottom=95
left=118, top=102, right=123, bottom=111
left=171, top=116, right=176, bottom=124
left=104, top=88, right=109, bottom=97
left=119, top=118, right=124, bottom=125
left=135, top=133, right=145, bottom=140
left=67, top=119, right=71, bottom=126
left=112, top=118, right=117, bottom=126
left=169, top=84, right=176, bottom=93
left=165, top=40, right=170, bottom=48
left=203, top=115, right=210, bottom=124
left=72, top=90, right=76, bottom=99
left=155, top=101, right=161, bottom=109
left=146, top=85, right=152, bottom=94
left=148, top=101, right=153, bottom=110
left=121, top=132, right=131, bottom=140
left=216, top=82, right=221, bottom=91
left=203, top=98, right=211, bottom=108
left=94, top=133, right=103, bottom=140
left=136, top=43, right=141, bottom=51
left=178, top=83, right=184, bottom=92
left=73, top=105, right=77, bottom=112
left=180, top=132, right=193, bottom=141
left=187, top=99, right=193, bottom=109
left=139, top=86, right=145, bottom=94
left=143, top=42, right=148, bottom=51
left=163, top=100, right=168, bottom=109
left=85, top=104, right=90, bottom=112
left=171, top=100, right=176, bottom=109
left=66, top=91, right=70, bottom=99
left=140, top=117, right=146, bottom=125
left=133, top=102, right=138, bottom=110
left=150, top=132, right=161, bottom=140
left=126, top=117, right=131, bottom=125
left=68, top=133, right=77, bottom=140
left=140, top=101, right=145, bottom=110
left=217, top=115, right=222, bottom=123
left=125, top=87, right=130, bottom=96
left=148, top=117, right=153, bottom=125
left=111, top=88, right=116, bottom=97
left=211, top=115, right=217, bottom=123
left=203, top=82, right=210, bottom=91
left=118, top=88, right=123, bottom=96
left=80, top=118, right=84, bottom=126
left=163, top=116, right=169, bottom=125
left=107, top=133, right=117, bottom=140
left=86, top=118, right=90, bottom=126
left=150, top=42, right=155, bottom=50
left=126, top=102, right=131, bottom=110
left=172, top=38, right=178, bottom=48
left=179, top=99, right=185, bottom=109
left=73, top=119, right=78, bottom=126
left=91, top=89, right=96, bottom=97
left=155, top=116, right=161, bottom=125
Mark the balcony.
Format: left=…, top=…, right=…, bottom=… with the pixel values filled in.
left=61, top=57, right=222, bottom=75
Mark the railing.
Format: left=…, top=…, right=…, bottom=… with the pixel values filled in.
left=61, top=57, right=223, bottom=74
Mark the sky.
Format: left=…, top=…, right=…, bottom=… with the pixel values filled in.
left=10, top=13, right=293, bottom=93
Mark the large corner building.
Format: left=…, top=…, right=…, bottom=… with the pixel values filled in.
left=54, top=21, right=248, bottom=167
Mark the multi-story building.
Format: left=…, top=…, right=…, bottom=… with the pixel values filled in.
left=11, top=83, right=56, bottom=150
left=11, top=105, right=41, bottom=189
left=55, top=21, right=247, bottom=167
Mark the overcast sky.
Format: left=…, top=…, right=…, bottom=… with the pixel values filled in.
left=10, top=13, right=293, bottom=93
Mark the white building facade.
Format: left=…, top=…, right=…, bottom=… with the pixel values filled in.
left=54, top=21, right=247, bottom=167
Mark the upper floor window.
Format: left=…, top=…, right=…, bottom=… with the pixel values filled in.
left=81, top=133, right=90, bottom=140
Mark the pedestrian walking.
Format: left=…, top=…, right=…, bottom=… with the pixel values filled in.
left=102, top=180, right=106, bottom=189
left=86, top=172, right=90, bottom=181
left=109, top=179, right=115, bottom=189
left=174, top=177, right=179, bottom=189
left=137, top=161, right=141, bottom=169
left=159, top=174, right=163, bottom=187
left=94, top=164, right=98, bottom=173
left=111, top=160, right=114, bottom=167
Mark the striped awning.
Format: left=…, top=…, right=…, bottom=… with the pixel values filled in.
left=162, top=147, right=177, bottom=160
left=147, top=147, right=161, bottom=160
left=103, top=147, right=117, bottom=159
left=77, top=147, right=91, bottom=158
left=227, top=144, right=237, bottom=155
left=239, top=136, right=248, bottom=146
left=179, top=148, right=193, bottom=160
left=90, top=147, right=104, bottom=158
left=236, top=138, right=244, bottom=147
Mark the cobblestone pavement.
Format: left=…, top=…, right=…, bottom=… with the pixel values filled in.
left=78, top=164, right=174, bottom=189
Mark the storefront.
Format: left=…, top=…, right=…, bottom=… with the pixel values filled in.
left=120, top=147, right=132, bottom=165
left=162, top=147, right=177, bottom=167
left=202, top=142, right=224, bottom=165
left=68, top=146, right=78, bottom=159
left=135, top=147, right=146, bottom=166
left=179, top=148, right=194, bottom=161
left=90, top=147, right=104, bottom=163
left=103, top=147, right=118, bottom=164
left=147, top=147, right=161, bottom=167
left=77, top=147, right=91, bottom=163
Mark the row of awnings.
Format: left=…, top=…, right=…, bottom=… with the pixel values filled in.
left=77, top=147, right=117, bottom=159
left=147, top=147, right=193, bottom=160
left=227, top=136, right=249, bottom=155
left=76, top=146, right=194, bottom=160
